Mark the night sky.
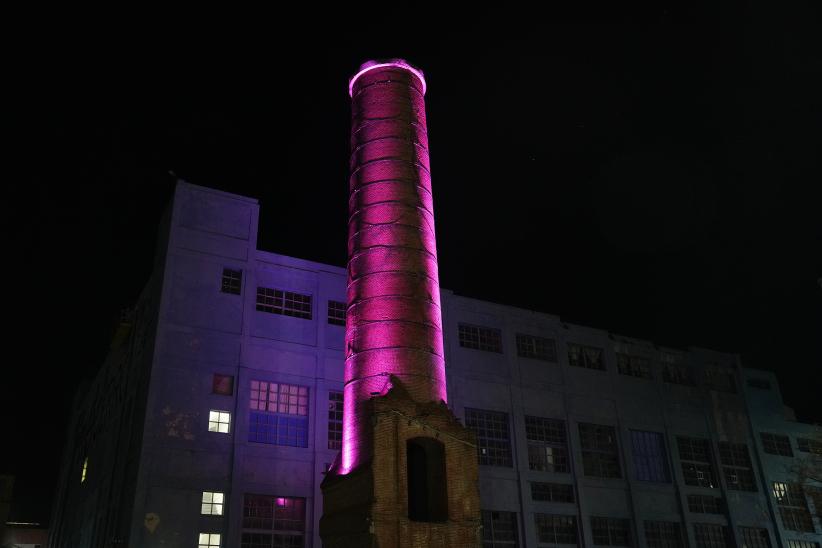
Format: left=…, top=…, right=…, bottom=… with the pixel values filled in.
left=4, top=7, right=821, bottom=524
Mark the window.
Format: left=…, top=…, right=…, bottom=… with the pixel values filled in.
left=617, top=353, right=653, bottom=379
left=465, top=409, right=512, bottom=467
left=530, top=482, right=574, bottom=503
left=525, top=416, right=569, bottom=473
left=208, top=410, right=231, bottom=434
left=249, top=382, right=309, bottom=447
left=212, top=374, right=234, bottom=396
left=459, top=324, right=503, bottom=353
left=198, top=533, right=221, bottom=548
left=201, top=491, right=224, bottom=515
left=760, top=433, right=793, bottom=457
left=807, top=486, right=822, bottom=518
left=687, top=495, right=723, bottom=514
left=482, top=510, right=518, bottom=548
left=677, top=437, right=716, bottom=488
left=630, top=430, right=671, bottom=482
left=579, top=423, right=621, bottom=478
left=534, top=514, right=577, bottom=546
left=797, top=437, right=822, bottom=454
left=663, top=363, right=695, bottom=386
left=568, top=343, right=605, bottom=370
left=241, top=495, right=305, bottom=548
left=739, top=527, right=771, bottom=548
left=747, top=378, right=771, bottom=390
left=327, top=300, right=346, bottom=326
left=221, top=268, right=242, bottom=295
left=591, top=517, right=632, bottom=546
left=693, top=523, right=730, bottom=548
left=787, top=542, right=820, bottom=548
left=516, top=333, right=557, bottom=362
left=256, top=287, right=312, bottom=319
left=644, top=521, right=683, bottom=548
left=718, top=442, right=756, bottom=491
left=773, top=482, right=815, bottom=532
left=704, top=368, right=736, bottom=393
left=328, top=391, right=343, bottom=450
left=80, top=457, right=88, bottom=483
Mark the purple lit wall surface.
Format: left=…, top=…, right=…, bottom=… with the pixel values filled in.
left=342, top=60, right=446, bottom=474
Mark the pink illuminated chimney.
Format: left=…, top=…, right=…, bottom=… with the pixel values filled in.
left=342, top=59, right=446, bottom=474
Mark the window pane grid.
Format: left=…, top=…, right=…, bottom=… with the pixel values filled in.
left=773, top=482, right=815, bottom=532
left=198, top=533, right=221, bottom=548
left=241, top=495, right=305, bottom=548
left=459, top=324, right=503, bottom=353
left=693, top=523, right=730, bottom=548
left=591, top=516, right=632, bottom=546
left=208, top=410, right=231, bottom=434
left=328, top=391, right=343, bottom=450
left=221, top=268, right=242, bottom=295
left=567, top=343, right=605, bottom=370
left=256, top=287, right=312, bottom=319
left=630, top=430, right=671, bottom=482
left=534, top=513, right=578, bottom=545
left=516, top=333, right=557, bottom=362
left=525, top=416, right=569, bottom=473
left=579, top=423, right=621, bottom=478
left=465, top=409, right=512, bottom=467
left=677, top=437, right=717, bottom=488
left=739, top=527, right=771, bottom=548
left=249, top=382, right=309, bottom=448
left=201, top=491, right=225, bottom=516
left=327, top=300, right=346, bottom=326
left=617, top=353, right=653, bottom=379
left=760, top=432, right=793, bottom=456
left=644, top=521, right=683, bottom=548
left=481, top=510, right=519, bottom=547
left=718, top=442, right=756, bottom=491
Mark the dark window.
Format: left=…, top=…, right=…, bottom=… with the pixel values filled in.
left=530, top=482, right=574, bottom=503
left=787, top=542, right=820, bottom=548
left=760, top=432, right=793, bottom=457
left=327, top=391, right=343, bottom=450
left=693, top=523, right=731, bottom=548
left=591, top=516, right=632, bottom=546
left=525, top=416, right=569, bottom=473
left=248, top=381, right=309, bottom=448
left=739, top=527, right=771, bottom=548
left=327, top=300, right=346, bottom=326
left=241, top=494, right=305, bottom=548
left=677, top=437, right=717, bottom=488
left=407, top=438, right=448, bottom=522
left=704, top=368, right=736, bottom=393
left=465, top=409, right=512, bottom=467
left=516, top=333, right=557, bottom=362
left=644, top=521, right=683, bottom=548
left=617, top=353, right=653, bottom=379
left=687, top=495, right=723, bottom=514
left=630, top=430, right=671, bottom=482
left=568, top=343, right=605, bottom=370
left=747, top=378, right=771, bottom=390
left=663, top=364, right=695, bottom=386
left=797, top=437, right=822, bottom=455
left=481, top=510, right=518, bottom=548
left=534, top=514, right=577, bottom=545
left=221, top=268, right=242, bottom=295
left=718, top=442, right=756, bottom=491
left=579, top=423, right=621, bottom=478
left=459, top=324, right=503, bottom=353
left=212, top=374, right=234, bottom=396
left=256, top=287, right=312, bottom=319
left=807, top=486, right=822, bottom=518
left=773, top=482, right=815, bottom=532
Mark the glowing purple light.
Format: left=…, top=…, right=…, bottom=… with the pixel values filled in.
left=348, top=59, right=427, bottom=97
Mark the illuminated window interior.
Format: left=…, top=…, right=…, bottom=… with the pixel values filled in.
left=198, top=533, right=221, bottom=548
left=201, top=491, right=224, bottom=515
left=208, top=411, right=231, bottom=434
left=80, top=457, right=88, bottom=483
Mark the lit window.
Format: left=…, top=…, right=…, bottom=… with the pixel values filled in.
left=201, top=491, right=224, bottom=516
left=208, top=411, right=231, bottom=434
left=516, top=333, right=557, bottom=362
left=760, top=432, right=793, bottom=457
left=212, top=374, right=234, bottom=396
left=255, top=287, right=312, bottom=319
left=249, top=381, right=309, bottom=447
left=198, top=533, right=221, bottom=548
left=718, top=442, right=756, bottom=491
left=80, top=457, right=88, bottom=483
left=458, top=324, right=502, bottom=353
left=525, top=416, right=569, bottom=473
left=327, top=300, right=346, bottom=326
left=465, top=408, right=512, bottom=467
left=481, top=510, right=518, bottom=547
left=328, top=391, right=343, bottom=450
left=591, top=516, right=632, bottom=546
left=677, top=436, right=716, bottom=488
left=221, top=268, right=242, bottom=295
left=617, top=353, right=653, bottom=379
left=534, top=514, right=577, bottom=545
left=241, top=495, right=305, bottom=548
left=579, top=423, right=621, bottom=478
left=567, top=343, right=605, bottom=370
left=693, top=523, right=730, bottom=548
left=644, top=521, right=683, bottom=548
left=631, top=430, right=670, bottom=482
left=739, top=527, right=771, bottom=548
left=773, top=482, right=815, bottom=532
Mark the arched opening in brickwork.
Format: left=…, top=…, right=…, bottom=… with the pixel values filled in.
left=407, top=437, right=448, bottom=522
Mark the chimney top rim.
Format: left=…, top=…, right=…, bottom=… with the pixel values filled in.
left=349, top=59, right=426, bottom=97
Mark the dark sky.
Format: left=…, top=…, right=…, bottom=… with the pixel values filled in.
left=4, top=7, right=821, bottom=524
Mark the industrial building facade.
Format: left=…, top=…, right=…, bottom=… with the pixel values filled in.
left=49, top=181, right=822, bottom=548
